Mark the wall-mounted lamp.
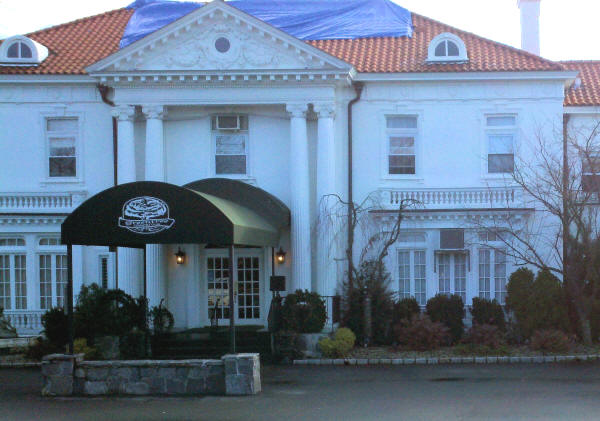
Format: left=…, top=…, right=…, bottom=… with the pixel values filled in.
left=275, top=248, right=286, bottom=264
left=175, top=248, right=186, bottom=265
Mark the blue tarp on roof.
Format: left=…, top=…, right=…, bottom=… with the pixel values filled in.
left=121, top=0, right=413, bottom=48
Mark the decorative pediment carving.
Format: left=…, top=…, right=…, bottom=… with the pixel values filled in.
left=111, top=17, right=329, bottom=72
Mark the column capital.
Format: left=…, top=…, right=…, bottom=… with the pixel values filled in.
left=313, top=102, right=336, bottom=119
left=142, top=105, right=167, bottom=120
left=286, top=103, right=308, bottom=118
left=110, top=105, right=136, bottom=121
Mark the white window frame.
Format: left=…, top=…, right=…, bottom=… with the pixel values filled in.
left=435, top=252, right=467, bottom=303
left=40, top=111, right=85, bottom=185
left=581, top=153, right=600, bottom=195
left=382, top=113, right=422, bottom=180
left=211, top=114, right=251, bottom=179
left=427, top=33, right=468, bottom=63
left=0, top=35, right=48, bottom=66
left=37, top=236, right=67, bottom=309
left=0, top=237, right=27, bottom=310
left=483, top=114, right=518, bottom=176
left=396, top=248, right=427, bottom=306
left=478, top=248, right=508, bottom=304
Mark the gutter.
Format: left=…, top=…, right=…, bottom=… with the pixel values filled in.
left=347, top=82, right=364, bottom=285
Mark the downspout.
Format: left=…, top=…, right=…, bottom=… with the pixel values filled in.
left=97, top=84, right=119, bottom=287
left=347, top=82, right=364, bottom=288
left=562, top=113, right=570, bottom=283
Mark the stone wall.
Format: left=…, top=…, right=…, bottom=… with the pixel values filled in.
left=41, top=353, right=260, bottom=397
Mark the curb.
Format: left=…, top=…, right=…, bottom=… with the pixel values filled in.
left=293, top=354, right=600, bottom=366
left=0, top=362, right=41, bottom=368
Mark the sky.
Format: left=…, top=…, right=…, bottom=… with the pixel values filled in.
left=0, top=0, right=597, bottom=61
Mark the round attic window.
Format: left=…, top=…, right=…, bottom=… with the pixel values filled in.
left=215, top=37, right=231, bottom=53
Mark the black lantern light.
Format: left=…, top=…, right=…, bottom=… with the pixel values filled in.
left=275, top=248, right=286, bottom=264
left=175, top=248, right=186, bottom=265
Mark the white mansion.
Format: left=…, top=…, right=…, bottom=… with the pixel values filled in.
left=0, top=0, right=598, bottom=334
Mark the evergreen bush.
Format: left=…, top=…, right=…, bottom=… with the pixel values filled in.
left=462, top=323, right=505, bottom=349
left=470, top=297, right=506, bottom=331
left=41, top=307, right=68, bottom=348
left=281, top=290, right=326, bottom=333
left=318, top=327, right=356, bottom=358
left=426, top=294, right=465, bottom=344
left=393, top=297, right=421, bottom=325
left=395, top=314, right=449, bottom=351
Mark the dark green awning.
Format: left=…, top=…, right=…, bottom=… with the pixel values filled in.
left=61, top=181, right=287, bottom=248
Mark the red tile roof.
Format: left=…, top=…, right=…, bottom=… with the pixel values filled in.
left=308, top=14, right=563, bottom=73
left=1, top=6, right=598, bottom=107
left=561, top=61, right=600, bottom=107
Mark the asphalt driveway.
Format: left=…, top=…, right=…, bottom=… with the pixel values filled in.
left=1, top=362, right=599, bottom=420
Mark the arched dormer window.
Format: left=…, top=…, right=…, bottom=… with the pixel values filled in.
left=427, top=33, right=468, bottom=63
left=0, top=35, right=48, bottom=66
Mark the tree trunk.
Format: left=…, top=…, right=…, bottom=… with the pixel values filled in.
left=363, top=292, right=371, bottom=347
left=576, top=307, right=593, bottom=345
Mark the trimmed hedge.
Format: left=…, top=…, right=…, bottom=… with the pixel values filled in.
left=470, top=297, right=506, bottom=331
left=426, top=294, right=465, bottom=344
left=282, top=290, right=326, bottom=333
left=393, top=297, right=421, bottom=325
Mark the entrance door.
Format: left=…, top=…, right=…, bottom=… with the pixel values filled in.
left=206, top=254, right=262, bottom=325
left=437, top=253, right=467, bottom=303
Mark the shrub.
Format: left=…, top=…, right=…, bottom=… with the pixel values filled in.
left=470, top=297, right=506, bottom=331
left=25, top=338, right=62, bottom=361
left=393, top=297, right=421, bottom=325
left=120, top=328, right=146, bottom=359
left=342, top=260, right=395, bottom=345
left=530, top=329, right=570, bottom=354
left=73, top=338, right=99, bottom=360
left=426, top=294, right=465, bottom=344
left=453, top=343, right=510, bottom=356
left=282, top=290, right=326, bottom=333
left=395, top=314, right=449, bottom=351
left=506, top=268, right=569, bottom=340
left=318, top=328, right=356, bottom=358
left=41, top=307, right=68, bottom=348
left=74, top=284, right=148, bottom=343
left=462, top=324, right=505, bottom=349
left=150, top=299, right=174, bottom=336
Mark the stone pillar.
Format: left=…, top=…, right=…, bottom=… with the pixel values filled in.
left=314, top=103, right=337, bottom=297
left=142, top=105, right=167, bottom=308
left=111, top=105, right=141, bottom=296
left=222, top=353, right=261, bottom=395
left=41, top=353, right=82, bottom=397
left=286, top=103, right=311, bottom=292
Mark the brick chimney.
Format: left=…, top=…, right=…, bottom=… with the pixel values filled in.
left=518, top=0, right=541, bottom=55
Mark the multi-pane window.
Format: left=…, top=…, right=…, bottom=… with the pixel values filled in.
left=46, top=118, right=78, bottom=178
left=486, top=116, right=516, bottom=174
left=38, top=236, right=68, bottom=310
left=436, top=253, right=467, bottom=303
left=582, top=154, right=600, bottom=193
left=212, top=115, right=248, bottom=175
left=478, top=249, right=508, bottom=303
left=55, top=255, right=68, bottom=308
left=397, top=250, right=427, bottom=305
left=237, top=257, right=260, bottom=320
left=207, top=257, right=230, bottom=320
left=0, top=238, right=27, bottom=310
left=386, top=116, right=417, bottom=175
left=7, top=41, right=32, bottom=59
left=435, top=40, right=459, bottom=57
left=39, top=255, right=53, bottom=310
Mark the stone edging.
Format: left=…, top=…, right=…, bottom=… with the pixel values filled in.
left=0, top=362, right=41, bottom=368
left=293, top=354, right=600, bottom=366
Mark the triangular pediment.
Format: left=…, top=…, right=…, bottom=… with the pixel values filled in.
left=87, top=1, right=351, bottom=74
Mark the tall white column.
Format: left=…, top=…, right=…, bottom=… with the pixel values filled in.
left=314, top=103, right=337, bottom=297
left=142, top=105, right=167, bottom=308
left=111, top=105, right=141, bottom=297
left=286, top=103, right=312, bottom=292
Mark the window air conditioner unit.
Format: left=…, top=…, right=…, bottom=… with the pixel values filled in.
left=440, top=229, right=464, bottom=250
left=216, top=115, right=240, bottom=131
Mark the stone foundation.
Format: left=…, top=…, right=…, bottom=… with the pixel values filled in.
left=41, top=353, right=261, bottom=397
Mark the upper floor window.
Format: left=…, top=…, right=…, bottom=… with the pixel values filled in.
left=386, top=116, right=418, bottom=175
left=46, top=118, right=78, bottom=178
left=486, top=115, right=516, bottom=174
left=582, top=154, right=600, bottom=193
left=211, top=115, right=248, bottom=176
left=0, top=35, right=48, bottom=65
left=427, top=33, right=468, bottom=63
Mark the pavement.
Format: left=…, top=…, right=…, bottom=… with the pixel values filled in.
left=1, top=362, right=600, bottom=420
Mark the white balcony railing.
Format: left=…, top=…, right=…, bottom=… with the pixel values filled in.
left=0, top=192, right=86, bottom=213
left=382, top=187, right=524, bottom=210
left=4, top=310, right=45, bottom=336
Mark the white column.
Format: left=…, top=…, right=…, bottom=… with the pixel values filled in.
left=111, top=105, right=141, bottom=297
left=314, top=103, right=337, bottom=297
left=286, top=103, right=312, bottom=292
left=142, top=105, right=168, bottom=308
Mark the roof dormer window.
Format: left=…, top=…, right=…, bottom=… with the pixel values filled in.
left=427, top=33, right=468, bottom=63
left=0, top=35, right=48, bottom=66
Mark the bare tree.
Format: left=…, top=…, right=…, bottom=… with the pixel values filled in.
left=476, top=119, right=600, bottom=344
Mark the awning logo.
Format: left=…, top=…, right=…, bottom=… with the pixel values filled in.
left=118, top=196, right=174, bottom=234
